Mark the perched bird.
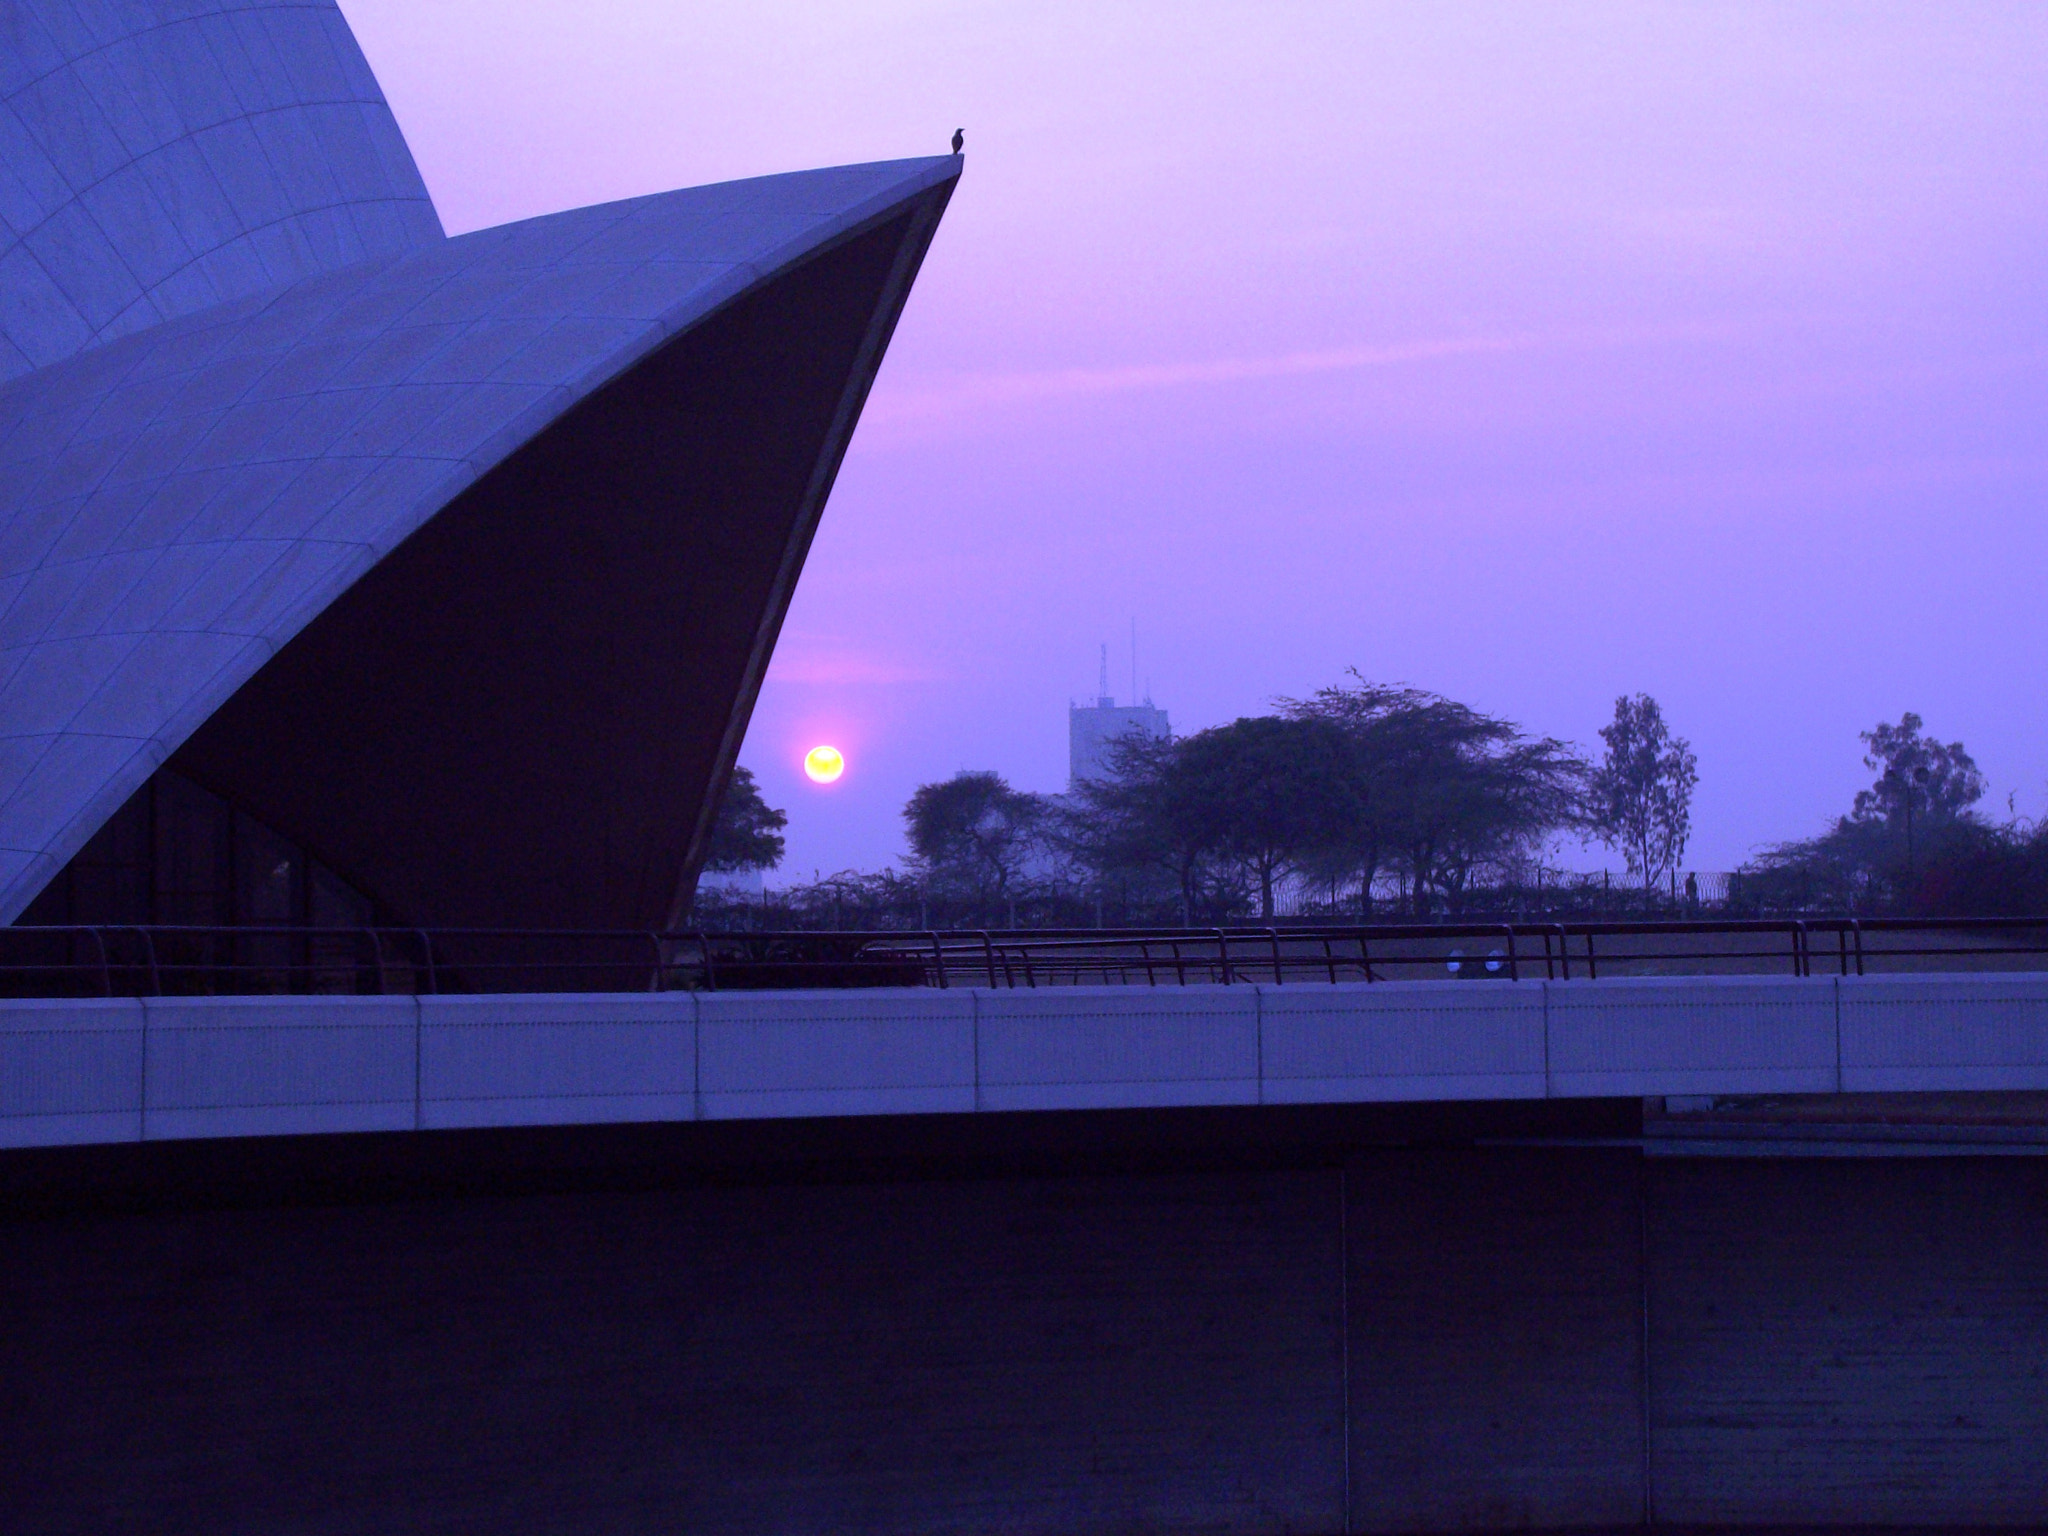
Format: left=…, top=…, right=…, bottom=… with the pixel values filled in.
left=951, top=128, right=964, bottom=154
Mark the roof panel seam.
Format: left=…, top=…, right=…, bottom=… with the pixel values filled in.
left=74, top=25, right=184, bottom=168
left=20, top=209, right=152, bottom=334
left=8, top=191, right=439, bottom=414
left=9, top=57, right=133, bottom=201
left=1, top=219, right=121, bottom=370
left=2, top=7, right=366, bottom=116
left=0, top=100, right=417, bottom=250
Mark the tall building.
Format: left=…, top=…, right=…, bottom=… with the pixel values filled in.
left=1069, top=697, right=1171, bottom=787
left=0, top=0, right=958, bottom=930
left=1069, top=648, right=1170, bottom=788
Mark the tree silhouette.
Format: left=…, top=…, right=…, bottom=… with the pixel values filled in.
left=1286, top=673, right=1583, bottom=914
left=1589, top=694, right=1697, bottom=899
left=702, top=765, right=786, bottom=873
left=904, top=771, right=1046, bottom=910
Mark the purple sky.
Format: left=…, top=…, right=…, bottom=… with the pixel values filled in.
left=344, top=1, right=2048, bottom=878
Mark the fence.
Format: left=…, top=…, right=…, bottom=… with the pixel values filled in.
left=4, top=917, right=2048, bottom=997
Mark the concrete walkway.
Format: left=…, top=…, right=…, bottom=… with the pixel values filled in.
left=5, top=972, right=2048, bottom=1148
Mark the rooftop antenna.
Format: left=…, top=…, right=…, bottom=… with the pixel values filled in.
left=1130, top=618, right=1138, bottom=709
left=1098, top=643, right=1111, bottom=706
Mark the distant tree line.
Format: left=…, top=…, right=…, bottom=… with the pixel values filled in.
left=696, top=678, right=2047, bottom=929
left=1061, top=679, right=1596, bottom=923
left=694, top=675, right=1710, bottom=929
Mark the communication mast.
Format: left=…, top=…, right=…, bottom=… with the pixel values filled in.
left=1070, top=639, right=1169, bottom=788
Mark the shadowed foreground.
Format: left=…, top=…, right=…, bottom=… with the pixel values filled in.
left=4, top=1103, right=2046, bottom=1534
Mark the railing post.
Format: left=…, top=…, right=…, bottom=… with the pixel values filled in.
left=646, top=932, right=662, bottom=991
left=979, top=931, right=997, bottom=988
left=1268, top=927, right=1283, bottom=984
left=1216, top=929, right=1233, bottom=985
left=1851, top=918, right=1865, bottom=977
left=699, top=931, right=717, bottom=991
left=135, top=927, right=161, bottom=996
left=1504, top=923, right=1519, bottom=982
left=930, top=931, right=947, bottom=988
left=417, top=930, right=439, bottom=994
left=88, top=927, right=111, bottom=997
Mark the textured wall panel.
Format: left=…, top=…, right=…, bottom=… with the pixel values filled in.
left=0, top=994, right=143, bottom=1144
left=13, top=980, right=2048, bottom=1152
left=139, top=992, right=413, bottom=1138
left=976, top=984, right=1259, bottom=1111
left=697, top=987, right=975, bottom=1118
left=0, top=1167, right=1346, bottom=1536
left=1547, top=976, right=1838, bottom=1096
left=1647, top=1157, right=2048, bottom=1525
left=1348, top=1148, right=1648, bottom=1531
left=1260, top=980, right=1545, bottom=1104
left=1840, top=973, right=2048, bottom=1091
left=419, top=992, right=695, bottom=1129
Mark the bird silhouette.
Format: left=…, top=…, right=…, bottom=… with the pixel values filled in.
left=951, top=128, right=964, bottom=154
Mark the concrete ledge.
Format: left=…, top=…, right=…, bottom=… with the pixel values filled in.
left=0, top=997, right=145, bottom=1147
left=1261, top=981, right=1545, bottom=1104
left=1547, top=977, right=1838, bottom=1097
left=421, top=993, right=696, bottom=1129
left=977, top=986, right=1257, bottom=1111
left=1841, top=973, right=2048, bottom=1092
left=6, top=972, right=2048, bottom=1148
left=140, top=995, right=417, bottom=1140
left=697, top=989, right=974, bottom=1120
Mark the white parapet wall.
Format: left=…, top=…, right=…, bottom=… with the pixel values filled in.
left=5, top=974, right=2048, bottom=1149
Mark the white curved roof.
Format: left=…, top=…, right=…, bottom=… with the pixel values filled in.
left=0, top=0, right=442, bottom=380
left=0, top=0, right=959, bottom=923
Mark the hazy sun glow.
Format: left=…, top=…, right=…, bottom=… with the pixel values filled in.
left=803, top=744, right=845, bottom=784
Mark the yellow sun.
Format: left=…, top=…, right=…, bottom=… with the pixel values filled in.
left=803, top=744, right=845, bottom=783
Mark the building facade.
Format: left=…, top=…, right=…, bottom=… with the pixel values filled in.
left=1069, top=696, right=1171, bottom=789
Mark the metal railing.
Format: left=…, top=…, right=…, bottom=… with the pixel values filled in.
left=4, top=917, right=2048, bottom=997
left=871, top=917, right=2048, bottom=988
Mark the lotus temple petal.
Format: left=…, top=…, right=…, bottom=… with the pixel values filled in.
left=0, top=0, right=959, bottom=926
